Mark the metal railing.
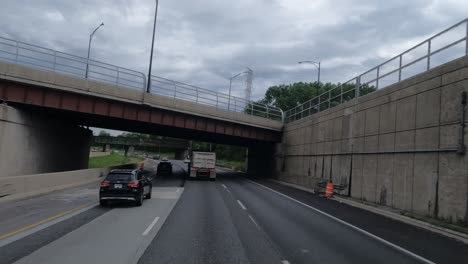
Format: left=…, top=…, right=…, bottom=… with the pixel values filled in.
left=0, top=36, right=146, bottom=91
left=150, top=76, right=283, bottom=121
left=0, top=35, right=283, bottom=122
left=285, top=18, right=468, bottom=123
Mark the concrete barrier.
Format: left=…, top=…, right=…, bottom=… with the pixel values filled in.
left=89, top=151, right=111, bottom=157
left=0, top=163, right=137, bottom=202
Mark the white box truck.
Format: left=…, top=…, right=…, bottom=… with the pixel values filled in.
left=189, top=151, right=216, bottom=180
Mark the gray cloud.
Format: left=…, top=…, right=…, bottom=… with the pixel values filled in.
left=0, top=0, right=467, bottom=100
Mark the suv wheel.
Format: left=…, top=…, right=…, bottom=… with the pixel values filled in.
left=100, top=200, right=107, bottom=207
left=136, top=194, right=143, bottom=206
left=146, top=188, right=152, bottom=199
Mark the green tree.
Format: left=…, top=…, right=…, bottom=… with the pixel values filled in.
left=252, top=81, right=376, bottom=119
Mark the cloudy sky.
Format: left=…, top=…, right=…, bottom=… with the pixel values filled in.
left=0, top=0, right=467, bottom=102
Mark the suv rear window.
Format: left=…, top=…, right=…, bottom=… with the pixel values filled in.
left=105, top=173, right=134, bottom=182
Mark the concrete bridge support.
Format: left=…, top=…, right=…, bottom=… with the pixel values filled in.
left=102, top=144, right=111, bottom=152
left=175, top=149, right=189, bottom=160
left=0, top=104, right=92, bottom=178
left=124, top=146, right=135, bottom=157
left=247, top=143, right=274, bottom=178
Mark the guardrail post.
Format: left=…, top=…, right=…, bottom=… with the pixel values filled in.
left=250, top=101, right=253, bottom=115
left=355, top=76, right=360, bottom=98
left=466, top=21, right=468, bottom=55
left=318, top=94, right=321, bottom=112
left=340, top=85, right=343, bottom=104
left=142, top=74, right=147, bottom=92
left=116, top=67, right=120, bottom=86
left=53, top=51, right=57, bottom=71
left=376, top=66, right=380, bottom=89
left=427, top=39, right=432, bottom=70
left=196, top=87, right=199, bottom=103
left=216, top=94, right=219, bottom=109
left=266, top=105, right=269, bottom=119
left=15, top=42, right=19, bottom=62
left=398, top=55, right=402, bottom=81
left=173, top=81, right=177, bottom=99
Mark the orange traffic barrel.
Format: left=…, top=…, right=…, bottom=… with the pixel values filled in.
left=325, top=182, right=334, bottom=198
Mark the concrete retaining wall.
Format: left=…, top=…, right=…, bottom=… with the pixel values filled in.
left=275, top=56, right=468, bottom=224
left=0, top=163, right=138, bottom=202
left=0, top=104, right=92, bottom=177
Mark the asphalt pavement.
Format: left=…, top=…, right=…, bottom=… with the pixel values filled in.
left=1, top=162, right=468, bottom=264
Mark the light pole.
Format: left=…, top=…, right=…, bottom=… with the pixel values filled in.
left=298, top=60, right=321, bottom=98
left=85, top=22, right=104, bottom=79
left=228, top=70, right=247, bottom=111
left=147, top=0, right=159, bottom=93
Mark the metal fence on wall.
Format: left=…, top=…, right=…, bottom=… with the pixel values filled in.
left=285, top=18, right=468, bottom=123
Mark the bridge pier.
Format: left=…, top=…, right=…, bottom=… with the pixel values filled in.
left=0, top=105, right=92, bottom=177
left=175, top=149, right=189, bottom=160
left=247, top=143, right=274, bottom=178
left=102, top=144, right=111, bottom=152
left=124, top=145, right=135, bottom=157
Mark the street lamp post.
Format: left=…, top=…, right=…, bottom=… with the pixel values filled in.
left=228, top=71, right=247, bottom=111
left=85, top=22, right=104, bottom=79
left=298, top=60, right=321, bottom=98
left=147, top=0, right=159, bottom=93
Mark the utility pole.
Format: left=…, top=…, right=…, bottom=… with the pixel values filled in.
left=147, top=0, right=159, bottom=93
left=85, top=22, right=104, bottom=79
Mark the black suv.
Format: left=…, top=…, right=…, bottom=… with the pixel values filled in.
left=157, top=159, right=173, bottom=176
left=99, top=169, right=152, bottom=206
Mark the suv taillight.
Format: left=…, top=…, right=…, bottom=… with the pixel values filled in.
left=191, top=167, right=197, bottom=171
left=210, top=168, right=216, bottom=172
left=127, top=182, right=139, bottom=188
left=100, top=182, right=110, bottom=187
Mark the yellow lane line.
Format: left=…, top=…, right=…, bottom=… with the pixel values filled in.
left=0, top=202, right=96, bottom=240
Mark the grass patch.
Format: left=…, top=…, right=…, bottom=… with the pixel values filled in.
left=217, top=160, right=246, bottom=172
left=88, top=154, right=144, bottom=169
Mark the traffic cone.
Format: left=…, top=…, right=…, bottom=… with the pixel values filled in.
left=325, top=182, right=334, bottom=198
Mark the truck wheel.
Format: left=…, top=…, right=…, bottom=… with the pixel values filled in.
left=146, top=188, right=152, bottom=199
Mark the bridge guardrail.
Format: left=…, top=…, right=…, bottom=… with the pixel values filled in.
left=0, top=36, right=283, bottom=122
left=0, top=36, right=146, bottom=91
left=285, top=18, right=468, bottom=123
left=150, top=76, right=283, bottom=121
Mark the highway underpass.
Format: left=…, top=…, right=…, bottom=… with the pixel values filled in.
left=1, top=159, right=468, bottom=264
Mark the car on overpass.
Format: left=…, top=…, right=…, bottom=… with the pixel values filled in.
left=99, top=169, right=152, bottom=207
left=157, top=158, right=173, bottom=176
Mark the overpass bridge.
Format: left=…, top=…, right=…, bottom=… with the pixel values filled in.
left=0, top=38, right=283, bottom=176
left=0, top=36, right=283, bottom=144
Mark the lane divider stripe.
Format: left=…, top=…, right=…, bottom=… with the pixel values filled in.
left=244, top=179, right=436, bottom=264
left=237, top=200, right=247, bottom=210
left=142, top=216, right=160, bottom=236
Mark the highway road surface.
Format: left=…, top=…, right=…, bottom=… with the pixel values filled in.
left=1, top=160, right=468, bottom=264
